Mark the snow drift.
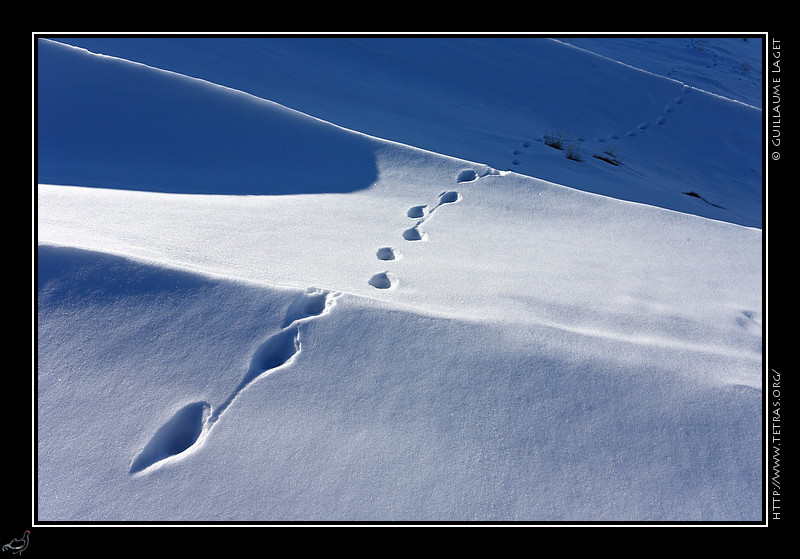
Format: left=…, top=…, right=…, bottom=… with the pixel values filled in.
left=35, top=36, right=763, bottom=522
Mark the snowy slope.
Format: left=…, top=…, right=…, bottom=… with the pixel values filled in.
left=35, top=36, right=763, bottom=522
left=557, top=36, right=763, bottom=109
left=46, top=36, right=763, bottom=228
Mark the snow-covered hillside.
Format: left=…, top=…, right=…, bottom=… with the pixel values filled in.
left=35, top=35, right=763, bottom=523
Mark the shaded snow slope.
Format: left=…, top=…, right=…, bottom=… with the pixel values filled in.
left=37, top=246, right=761, bottom=521
left=46, top=36, right=763, bottom=228
left=557, top=36, right=763, bottom=109
left=37, top=39, right=379, bottom=195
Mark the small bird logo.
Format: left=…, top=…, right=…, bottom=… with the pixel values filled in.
left=2, top=531, right=29, bottom=555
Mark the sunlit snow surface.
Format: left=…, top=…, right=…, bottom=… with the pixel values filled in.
left=36, top=36, right=762, bottom=522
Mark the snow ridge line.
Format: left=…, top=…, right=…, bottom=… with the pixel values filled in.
left=549, top=38, right=761, bottom=111
left=41, top=38, right=392, bottom=144
left=128, top=288, right=340, bottom=475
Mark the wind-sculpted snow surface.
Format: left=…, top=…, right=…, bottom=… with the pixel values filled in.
left=36, top=35, right=763, bottom=522
left=37, top=246, right=761, bottom=520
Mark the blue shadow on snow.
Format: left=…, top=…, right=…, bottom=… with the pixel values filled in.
left=36, top=39, right=378, bottom=196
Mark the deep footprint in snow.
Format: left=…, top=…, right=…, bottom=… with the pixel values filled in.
left=130, top=327, right=301, bottom=475
left=402, top=189, right=461, bottom=243
left=438, top=190, right=460, bottom=205
left=459, top=167, right=504, bottom=182
left=402, top=226, right=426, bottom=241
left=376, top=247, right=398, bottom=261
left=221, top=291, right=340, bottom=412
left=407, top=205, right=426, bottom=219
left=130, top=289, right=337, bottom=474
left=282, top=288, right=336, bottom=327
left=368, top=271, right=395, bottom=289
left=243, top=327, right=301, bottom=383
left=129, top=401, right=211, bottom=474
left=457, top=169, right=478, bottom=183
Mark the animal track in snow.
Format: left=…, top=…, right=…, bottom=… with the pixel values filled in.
left=402, top=226, right=426, bottom=241
left=407, top=205, right=426, bottom=219
left=438, top=190, right=460, bottom=204
left=376, top=247, right=399, bottom=261
left=457, top=169, right=479, bottom=183
left=129, top=288, right=339, bottom=475
left=509, top=85, right=692, bottom=168
left=457, top=167, right=502, bottom=183
left=613, top=86, right=690, bottom=139
left=282, top=287, right=337, bottom=327
left=368, top=271, right=396, bottom=289
left=369, top=170, right=474, bottom=289
left=129, top=401, right=211, bottom=475
left=401, top=190, right=460, bottom=243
